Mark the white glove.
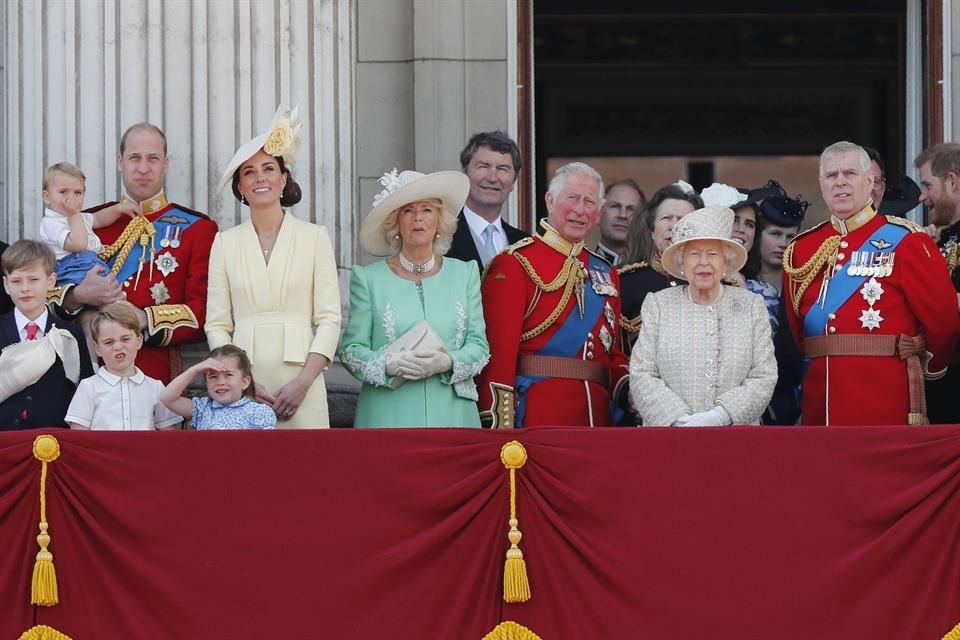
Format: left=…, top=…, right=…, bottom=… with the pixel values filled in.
left=681, top=406, right=732, bottom=427
left=386, top=352, right=406, bottom=377
left=672, top=414, right=693, bottom=427
left=403, top=349, right=453, bottom=380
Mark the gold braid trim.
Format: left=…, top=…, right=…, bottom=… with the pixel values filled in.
left=782, top=236, right=841, bottom=315
left=97, top=216, right=156, bottom=276
left=620, top=314, right=642, bottom=334
left=511, top=253, right=585, bottom=342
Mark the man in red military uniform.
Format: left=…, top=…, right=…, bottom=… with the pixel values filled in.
left=783, top=141, right=960, bottom=425
left=52, top=123, right=217, bottom=383
left=478, top=162, right=629, bottom=428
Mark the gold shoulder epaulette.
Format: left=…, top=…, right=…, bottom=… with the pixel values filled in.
left=505, top=236, right=535, bottom=254
left=885, top=215, right=924, bottom=233
left=789, top=220, right=829, bottom=245
left=617, top=261, right=649, bottom=275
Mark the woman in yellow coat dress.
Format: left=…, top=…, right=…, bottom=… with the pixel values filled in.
left=206, top=106, right=341, bottom=428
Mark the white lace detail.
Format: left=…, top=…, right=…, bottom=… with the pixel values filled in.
left=450, top=354, right=489, bottom=386
left=454, top=302, right=466, bottom=348
left=382, top=303, right=397, bottom=343
left=341, top=350, right=389, bottom=388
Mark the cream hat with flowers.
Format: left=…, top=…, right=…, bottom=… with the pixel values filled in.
left=359, top=169, right=469, bottom=256
left=216, top=105, right=303, bottom=193
left=660, top=206, right=747, bottom=280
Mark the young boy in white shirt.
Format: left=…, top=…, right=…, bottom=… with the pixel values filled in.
left=66, top=301, right=181, bottom=430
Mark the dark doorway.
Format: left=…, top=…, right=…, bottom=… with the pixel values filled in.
left=532, top=1, right=907, bottom=225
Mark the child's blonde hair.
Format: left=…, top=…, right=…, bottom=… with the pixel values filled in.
left=1, top=240, right=56, bottom=276
left=90, top=302, right=142, bottom=342
left=43, top=162, right=86, bottom=190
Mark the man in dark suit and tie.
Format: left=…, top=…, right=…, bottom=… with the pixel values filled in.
left=446, top=130, right=528, bottom=271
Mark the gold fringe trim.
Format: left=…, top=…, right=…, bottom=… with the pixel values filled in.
left=98, top=215, right=156, bottom=279
left=783, top=236, right=841, bottom=315
left=500, top=441, right=531, bottom=603
left=482, top=621, right=543, bottom=640
left=18, top=625, right=72, bottom=640
left=31, top=435, right=61, bottom=607
left=941, top=621, right=960, bottom=640
left=512, top=252, right=586, bottom=342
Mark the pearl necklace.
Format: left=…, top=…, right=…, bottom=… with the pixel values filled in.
left=399, top=252, right=435, bottom=275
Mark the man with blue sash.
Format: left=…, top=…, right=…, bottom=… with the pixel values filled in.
left=783, top=141, right=960, bottom=426
left=479, top=162, right=629, bottom=428
left=51, top=123, right=218, bottom=383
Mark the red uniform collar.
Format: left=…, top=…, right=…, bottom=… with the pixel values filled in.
left=830, top=203, right=877, bottom=235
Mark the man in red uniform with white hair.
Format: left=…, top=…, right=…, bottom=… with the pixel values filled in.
left=478, top=162, right=629, bottom=428
left=783, top=141, right=960, bottom=425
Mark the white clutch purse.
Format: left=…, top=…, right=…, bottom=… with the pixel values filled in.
left=385, top=320, right=446, bottom=389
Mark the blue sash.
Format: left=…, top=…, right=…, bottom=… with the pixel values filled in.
left=516, top=253, right=610, bottom=424
left=803, top=223, right=908, bottom=337
left=110, top=209, right=204, bottom=283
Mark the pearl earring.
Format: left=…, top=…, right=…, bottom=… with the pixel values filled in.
left=240, top=194, right=248, bottom=205
left=394, top=233, right=400, bottom=239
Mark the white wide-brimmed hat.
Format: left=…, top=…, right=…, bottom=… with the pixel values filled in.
left=216, top=105, right=303, bottom=193
left=660, top=206, right=748, bottom=279
left=359, top=169, right=469, bottom=256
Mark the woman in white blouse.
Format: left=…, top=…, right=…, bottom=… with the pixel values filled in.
left=630, top=206, right=777, bottom=426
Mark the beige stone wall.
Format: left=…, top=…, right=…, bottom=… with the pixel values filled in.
left=355, top=0, right=512, bottom=262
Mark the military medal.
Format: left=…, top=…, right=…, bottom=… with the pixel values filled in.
left=150, top=281, right=171, bottom=304
left=859, top=307, right=883, bottom=331
left=160, top=226, right=171, bottom=248
left=860, top=277, right=884, bottom=305
left=604, top=302, right=615, bottom=327
left=170, top=227, right=182, bottom=248
left=155, top=252, right=179, bottom=277
left=590, top=269, right=618, bottom=297
left=883, top=253, right=895, bottom=277
left=599, top=325, right=613, bottom=353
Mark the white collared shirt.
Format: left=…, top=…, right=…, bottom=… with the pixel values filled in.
left=14, top=308, right=49, bottom=341
left=39, top=208, right=103, bottom=259
left=462, top=205, right=508, bottom=255
left=65, top=367, right=182, bottom=430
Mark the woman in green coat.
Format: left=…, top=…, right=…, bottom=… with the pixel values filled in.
left=340, top=169, right=489, bottom=427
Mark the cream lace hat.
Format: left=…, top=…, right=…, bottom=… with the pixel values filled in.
left=359, top=169, right=469, bottom=256
left=216, top=105, right=303, bottom=193
left=660, top=206, right=748, bottom=279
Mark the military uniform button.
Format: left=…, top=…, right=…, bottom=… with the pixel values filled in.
left=828, top=326, right=836, bottom=334
left=828, top=313, right=836, bottom=320
left=840, top=241, right=849, bottom=249
left=837, top=252, right=845, bottom=261
left=834, top=264, right=843, bottom=272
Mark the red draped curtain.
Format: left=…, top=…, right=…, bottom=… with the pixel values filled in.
left=2, top=427, right=960, bottom=639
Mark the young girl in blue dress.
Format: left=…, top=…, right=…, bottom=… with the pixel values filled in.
left=160, top=345, right=276, bottom=430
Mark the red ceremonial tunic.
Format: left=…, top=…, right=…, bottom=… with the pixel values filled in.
left=88, top=193, right=218, bottom=383
left=783, top=206, right=960, bottom=426
left=478, top=224, right=629, bottom=428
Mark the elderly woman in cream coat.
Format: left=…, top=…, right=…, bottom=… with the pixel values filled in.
left=630, top=206, right=776, bottom=426
left=206, top=107, right=341, bottom=428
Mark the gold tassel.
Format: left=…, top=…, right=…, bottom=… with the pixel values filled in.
left=18, top=625, right=72, bottom=640
left=942, top=622, right=960, bottom=640
left=482, top=620, right=542, bottom=640
left=31, top=435, right=61, bottom=607
left=500, top=441, right=530, bottom=603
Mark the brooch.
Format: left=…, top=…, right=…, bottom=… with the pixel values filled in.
left=155, top=252, right=179, bottom=277
left=150, top=281, right=171, bottom=305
